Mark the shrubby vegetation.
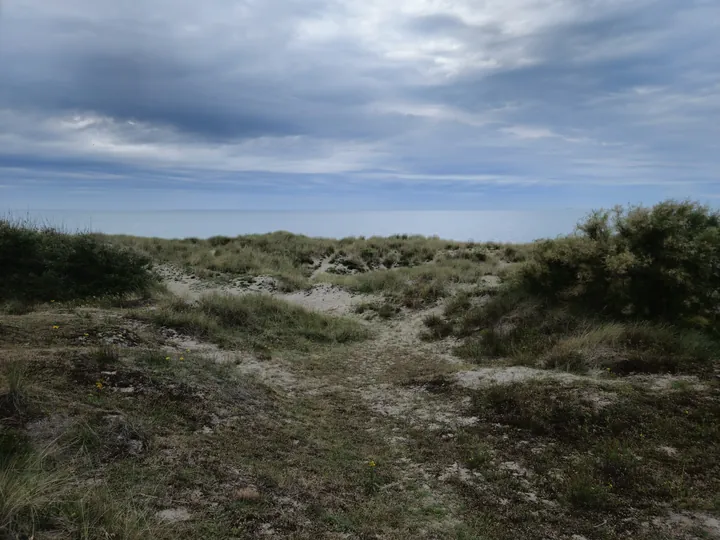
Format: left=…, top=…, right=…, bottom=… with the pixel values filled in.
left=433, top=200, right=720, bottom=374
left=520, top=201, right=720, bottom=322
left=0, top=219, right=155, bottom=303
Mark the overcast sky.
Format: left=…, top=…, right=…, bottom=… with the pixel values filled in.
left=1, top=0, right=719, bottom=211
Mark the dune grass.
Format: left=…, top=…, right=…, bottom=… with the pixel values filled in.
left=443, top=288, right=719, bottom=375
left=321, top=258, right=500, bottom=309
left=0, top=219, right=156, bottom=303
left=143, top=293, right=369, bottom=352
left=108, top=231, right=525, bottom=293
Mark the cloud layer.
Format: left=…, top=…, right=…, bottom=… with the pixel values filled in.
left=1, top=0, right=718, bottom=208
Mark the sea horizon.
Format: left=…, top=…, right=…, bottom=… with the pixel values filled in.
left=1, top=209, right=592, bottom=243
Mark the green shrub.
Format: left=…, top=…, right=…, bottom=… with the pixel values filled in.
left=520, top=200, right=720, bottom=323
left=0, top=220, right=155, bottom=302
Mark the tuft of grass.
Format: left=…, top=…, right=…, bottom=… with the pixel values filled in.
left=0, top=360, right=30, bottom=420
left=541, top=322, right=716, bottom=373
left=0, top=451, right=67, bottom=536
left=353, top=301, right=400, bottom=319
left=135, top=348, right=174, bottom=367
left=58, top=491, right=157, bottom=540
left=420, top=314, right=453, bottom=341
left=90, top=345, right=120, bottom=366
left=144, top=293, right=369, bottom=351
left=0, top=448, right=158, bottom=539
left=0, top=300, right=36, bottom=315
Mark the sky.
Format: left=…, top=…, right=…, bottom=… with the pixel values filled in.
left=1, top=0, right=719, bottom=213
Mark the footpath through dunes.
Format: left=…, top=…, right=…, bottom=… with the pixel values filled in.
left=2, top=212, right=720, bottom=539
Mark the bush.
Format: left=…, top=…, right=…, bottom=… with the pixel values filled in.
left=0, top=220, right=155, bottom=302
left=519, top=201, right=720, bottom=323
left=441, top=202, right=720, bottom=373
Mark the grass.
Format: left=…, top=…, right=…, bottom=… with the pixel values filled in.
left=141, top=293, right=369, bottom=352
left=0, top=449, right=158, bottom=539
left=0, top=360, right=30, bottom=422
left=0, top=451, right=67, bottom=535
left=1, top=218, right=156, bottom=303
left=420, top=314, right=454, bottom=341
left=90, top=344, right=121, bottom=366
left=0, top=304, right=461, bottom=538
left=110, top=231, right=523, bottom=294
left=322, top=258, right=500, bottom=309
left=431, top=286, right=720, bottom=376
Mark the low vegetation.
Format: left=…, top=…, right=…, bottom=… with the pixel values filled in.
left=401, top=378, right=720, bottom=539
left=1, top=219, right=156, bottom=303
left=109, top=230, right=525, bottom=293
left=141, top=293, right=369, bottom=352
left=323, top=257, right=499, bottom=310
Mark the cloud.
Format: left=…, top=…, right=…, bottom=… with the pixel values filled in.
left=0, top=0, right=718, bottom=209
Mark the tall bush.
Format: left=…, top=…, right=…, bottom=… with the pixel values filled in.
left=519, top=201, right=720, bottom=322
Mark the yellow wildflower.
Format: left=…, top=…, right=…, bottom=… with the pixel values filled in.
left=179, top=356, right=185, bottom=361
left=95, top=381, right=103, bottom=390
left=52, top=325, right=59, bottom=330
left=368, top=460, right=376, bottom=468
left=165, top=356, right=171, bottom=361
